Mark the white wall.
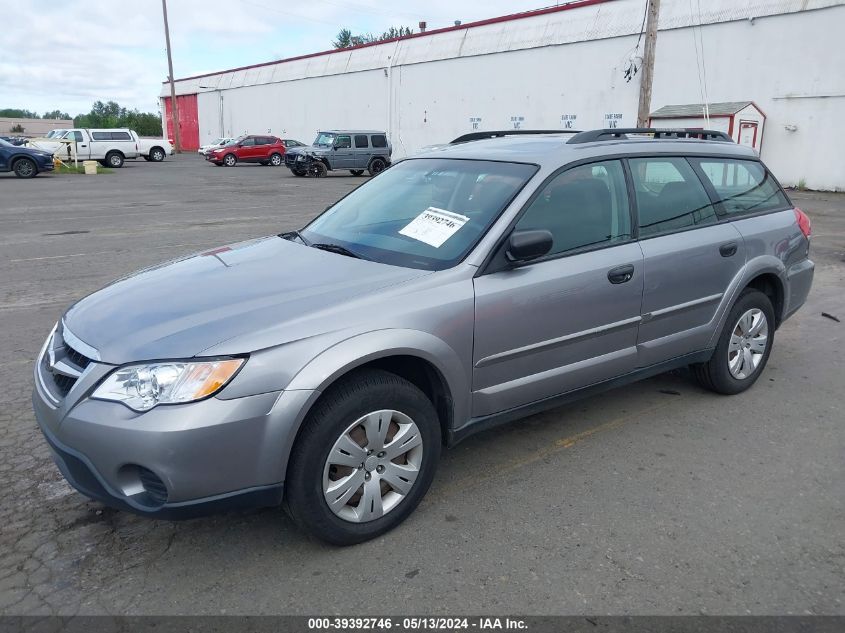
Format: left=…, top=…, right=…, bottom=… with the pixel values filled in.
left=179, top=0, right=845, bottom=190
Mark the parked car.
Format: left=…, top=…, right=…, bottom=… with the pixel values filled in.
left=0, top=137, right=55, bottom=177
left=28, top=128, right=139, bottom=167
left=32, top=128, right=814, bottom=545
left=198, top=137, right=233, bottom=155
left=137, top=136, right=173, bottom=162
left=1, top=135, right=28, bottom=146
left=206, top=135, right=285, bottom=166
left=284, top=130, right=391, bottom=177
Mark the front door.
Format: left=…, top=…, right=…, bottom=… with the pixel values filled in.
left=472, top=159, right=643, bottom=418
left=628, top=156, right=746, bottom=366
left=332, top=135, right=353, bottom=169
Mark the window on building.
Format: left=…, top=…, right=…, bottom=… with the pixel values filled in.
left=629, top=157, right=717, bottom=237
left=695, top=159, right=790, bottom=216
left=516, top=160, right=631, bottom=256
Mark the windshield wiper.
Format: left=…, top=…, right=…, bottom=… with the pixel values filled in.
left=279, top=230, right=310, bottom=246
left=311, top=242, right=368, bottom=260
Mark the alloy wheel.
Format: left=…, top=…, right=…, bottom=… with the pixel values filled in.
left=727, top=308, right=768, bottom=379
left=323, top=410, right=423, bottom=523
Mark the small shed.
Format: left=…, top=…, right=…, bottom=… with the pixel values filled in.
left=649, top=101, right=766, bottom=151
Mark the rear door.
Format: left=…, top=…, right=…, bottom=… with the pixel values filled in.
left=353, top=134, right=370, bottom=169
left=472, top=159, right=643, bottom=417
left=630, top=156, right=746, bottom=366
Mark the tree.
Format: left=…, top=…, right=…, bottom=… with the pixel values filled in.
left=73, top=101, right=162, bottom=136
left=42, top=110, right=71, bottom=120
left=0, top=108, right=40, bottom=119
left=10, top=123, right=25, bottom=133
left=332, top=25, right=413, bottom=49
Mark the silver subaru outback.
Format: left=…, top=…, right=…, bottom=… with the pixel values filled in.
left=33, top=128, right=814, bottom=545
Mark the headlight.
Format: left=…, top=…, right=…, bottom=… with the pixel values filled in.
left=92, top=358, right=244, bottom=412
left=296, top=154, right=305, bottom=161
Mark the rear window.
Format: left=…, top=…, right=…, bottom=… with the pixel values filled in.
left=629, top=157, right=717, bottom=237
left=91, top=131, right=132, bottom=141
left=371, top=134, right=387, bottom=148
left=695, top=159, right=790, bottom=216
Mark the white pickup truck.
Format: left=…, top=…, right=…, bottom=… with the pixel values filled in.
left=136, top=136, right=173, bottom=162
left=27, top=128, right=139, bottom=168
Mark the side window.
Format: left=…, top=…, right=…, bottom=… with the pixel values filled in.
left=111, top=131, right=131, bottom=140
left=516, top=160, right=632, bottom=256
left=335, top=135, right=351, bottom=149
left=695, top=159, right=790, bottom=216
left=72, top=131, right=83, bottom=142
left=629, top=157, right=717, bottom=237
left=354, top=134, right=369, bottom=148
left=91, top=132, right=108, bottom=141
left=371, top=134, right=387, bottom=148
left=240, top=137, right=255, bottom=146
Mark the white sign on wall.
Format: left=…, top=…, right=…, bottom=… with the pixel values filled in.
left=469, top=117, right=482, bottom=130
left=604, top=113, right=624, bottom=129
left=510, top=116, right=525, bottom=130
left=561, top=114, right=577, bottom=129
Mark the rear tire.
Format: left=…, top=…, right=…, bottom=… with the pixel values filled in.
left=285, top=369, right=441, bottom=545
left=105, top=151, right=124, bottom=168
left=12, top=158, right=37, bottom=178
left=368, top=158, right=386, bottom=176
left=269, top=153, right=283, bottom=166
left=693, top=288, right=775, bottom=395
left=149, top=147, right=165, bottom=162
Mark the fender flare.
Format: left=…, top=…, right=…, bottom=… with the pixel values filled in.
left=283, top=328, right=470, bottom=429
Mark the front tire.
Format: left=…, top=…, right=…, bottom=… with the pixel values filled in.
left=223, top=153, right=237, bottom=167
left=693, top=288, right=775, bottom=395
left=308, top=161, right=328, bottom=178
left=291, top=169, right=306, bottom=177
left=12, top=158, right=37, bottom=178
left=285, top=369, right=441, bottom=545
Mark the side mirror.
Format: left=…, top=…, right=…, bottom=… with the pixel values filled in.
left=506, top=229, right=553, bottom=264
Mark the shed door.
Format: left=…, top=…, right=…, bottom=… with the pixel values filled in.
left=163, top=94, right=200, bottom=151
left=738, top=121, right=759, bottom=150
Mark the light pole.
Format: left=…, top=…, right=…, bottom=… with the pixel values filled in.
left=161, top=0, right=182, bottom=153
left=636, top=0, right=661, bottom=127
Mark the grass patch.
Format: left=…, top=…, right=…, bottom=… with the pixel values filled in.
left=53, top=162, right=113, bottom=175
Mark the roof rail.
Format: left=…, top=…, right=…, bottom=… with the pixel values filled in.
left=566, top=128, right=733, bottom=144
left=450, top=129, right=580, bottom=144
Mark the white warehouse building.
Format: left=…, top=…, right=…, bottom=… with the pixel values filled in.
left=161, top=0, right=845, bottom=190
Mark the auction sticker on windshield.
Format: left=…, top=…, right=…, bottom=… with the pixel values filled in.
left=399, top=208, right=469, bottom=248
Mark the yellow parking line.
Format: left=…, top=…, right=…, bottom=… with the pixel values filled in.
left=430, top=402, right=670, bottom=500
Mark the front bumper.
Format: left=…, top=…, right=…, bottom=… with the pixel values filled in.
left=33, top=354, right=315, bottom=518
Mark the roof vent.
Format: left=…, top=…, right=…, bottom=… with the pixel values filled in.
left=454, top=20, right=462, bottom=26
left=419, top=21, right=427, bottom=32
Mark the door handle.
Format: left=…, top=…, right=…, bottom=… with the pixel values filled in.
left=607, top=264, right=635, bottom=284
left=719, top=242, right=738, bottom=257
left=80, top=144, right=87, bottom=148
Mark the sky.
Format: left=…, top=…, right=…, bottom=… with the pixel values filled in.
left=4, top=0, right=559, bottom=117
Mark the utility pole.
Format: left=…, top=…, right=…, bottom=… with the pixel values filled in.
left=161, top=0, right=182, bottom=153
left=636, top=0, right=661, bottom=127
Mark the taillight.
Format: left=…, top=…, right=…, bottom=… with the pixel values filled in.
left=794, top=208, right=811, bottom=238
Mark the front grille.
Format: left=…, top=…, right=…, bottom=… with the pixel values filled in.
left=65, top=345, right=92, bottom=371
left=51, top=371, right=77, bottom=397
left=138, top=467, right=168, bottom=505
left=285, top=153, right=298, bottom=167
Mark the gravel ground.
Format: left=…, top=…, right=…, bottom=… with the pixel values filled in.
left=0, top=156, right=842, bottom=615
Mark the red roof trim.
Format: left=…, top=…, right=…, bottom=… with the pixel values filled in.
left=164, top=0, right=614, bottom=85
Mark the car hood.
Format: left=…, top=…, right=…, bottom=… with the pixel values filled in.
left=63, top=236, right=429, bottom=363
left=286, top=145, right=329, bottom=156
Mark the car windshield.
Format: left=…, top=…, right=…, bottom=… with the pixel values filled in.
left=313, top=133, right=336, bottom=147
left=0, top=138, right=11, bottom=147
left=300, top=158, right=537, bottom=271
left=224, top=136, right=245, bottom=147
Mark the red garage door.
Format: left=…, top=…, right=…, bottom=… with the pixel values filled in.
left=163, top=94, right=199, bottom=151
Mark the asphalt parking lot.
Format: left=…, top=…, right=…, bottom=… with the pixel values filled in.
left=0, top=155, right=842, bottom=615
